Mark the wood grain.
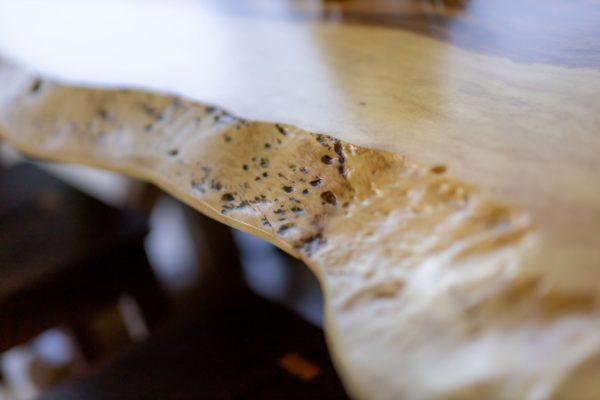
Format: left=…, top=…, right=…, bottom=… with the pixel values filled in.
left=0, top=0, right=599, bottom=398
left=1, top=61, right=599, bottom=399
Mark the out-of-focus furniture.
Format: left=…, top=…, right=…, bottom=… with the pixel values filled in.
left=39, top=210, right=348, bottom=399
left=41, top=290, right=348, bottom=399
left=39, top=232, right=348, bottom=399
left=0, top=163, right=169, bottom=362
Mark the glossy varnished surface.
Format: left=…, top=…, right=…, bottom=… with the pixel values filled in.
left=204, top=0, right=600, bottom=67
left=1, top=0, right=596, bottom=293
left=0, top=1, right=599, bottom=398
left=1, top=65, right=599, bottom=399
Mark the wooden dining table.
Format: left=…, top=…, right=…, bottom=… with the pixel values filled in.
left=0, top=0, right=599, bottom=398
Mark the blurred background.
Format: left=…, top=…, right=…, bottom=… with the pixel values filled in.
left=0, top=142, right=335, bottom=399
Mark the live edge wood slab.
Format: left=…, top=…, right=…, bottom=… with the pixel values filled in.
left=0, top=1, right=599, bottom=398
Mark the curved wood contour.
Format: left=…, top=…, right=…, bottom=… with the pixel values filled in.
left=1, top=2, right=598, bottom=303
left=1, top=62, right=599, bottom=399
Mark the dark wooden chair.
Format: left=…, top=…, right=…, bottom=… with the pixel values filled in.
left=39, top=207, right=349, bottom=399
left=0, top=163, right=169, bottom=362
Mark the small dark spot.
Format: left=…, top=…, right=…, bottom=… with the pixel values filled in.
left=310, top=178, right=322, bottom=187
left=235, top=200, right=250, bottom=209
left=264, top=143, right=271, bottom=149
left=282, top=186, right=293, bottom=193
left=224, top=135, right=232, bottom=142
left=275, top=124, right=287, bottom=136
left=260, top=158, right=270, bottom=168
left=316, top=134, right=330, bottom=148
left=211, top=180, right=223, bottom=191
left=277, top=224, right=292, bottom=234
left=141, top=104, right=162, bottom=120
left=291, top=207, right=304, bottom=215
left=302, top=189, right=309, bottom=195
left=30, top=79, right=43, bottom=94
left=263, top=172, right=269, bottom=178
left=191, top=180, right=205, bottom=193
left=274, top=208, right=286, bottom=215
left=261, top=217, right=271, bottom=227
left=243, top=164, right=249, bottom=171
left=98, top=108, right=110, bottom=121
left=321, top=191, right=337, bottom=206
left=277, top=172, right=287, bottom=179
left=205, top=106, right=216, bottom=113
left=255, top=177, right=261, bottom=181
left=251, top=157, right=257, bottom=162
left=300, top=167, right=309, bottom=174
left=168, top=148, right=179, bottom=156
left=289, top=197, right=301, bottom=204
left=334, top=141, right=345, bottom=164
left=321, top=155, right=333, bottom=165
left=359, top=101, right=367, bottom=107
left=222, top=193, right=235, bottom=202
left=296, top=233, right=326, bottom=255
left=431, top=165, right=447, bottom=174
left=200, top=166, right=212, bottom=182
left=338, top=165, right=346, bottom=177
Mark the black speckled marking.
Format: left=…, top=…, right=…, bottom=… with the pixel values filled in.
left=277, top=223, right=293, bottom=234
left=275, top=124, right=288, bottom=136
left=98, top=108, right=110, bottom=121
left=321, top=191, right=337, bottom=206
left=321, top=155, right=333, bottom=165
left=222, top=193, right=235, bottom=202
left=30, top=79, right=43, bottom=94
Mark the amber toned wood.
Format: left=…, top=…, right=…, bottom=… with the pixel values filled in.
left=0, top=0, right=599, bottom=398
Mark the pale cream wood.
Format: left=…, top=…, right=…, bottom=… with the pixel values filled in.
left=1, top=60, right=599, bottom=399
left=0, top=0, right=599, bottom=398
